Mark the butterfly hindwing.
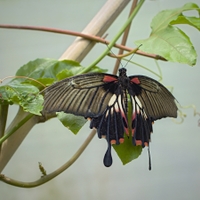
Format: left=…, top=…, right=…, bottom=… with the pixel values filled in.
left=90, top=94, right=126, bottom=144
left=130, top=95, right=153, bottom=147
left=90, top=93, right=128, bottom=167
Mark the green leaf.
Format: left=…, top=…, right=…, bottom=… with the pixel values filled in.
left=88, top=65, right=108, bottom=73
left=16, top=58, right=107, bottom=85
left=20, top=93, right=44, bottom=115
left=171, top=16, right=200, bottom=31
left=16, top=59, right=84, bottom=87
left=56, top=69, right=75, bottom=81
left=0, top=80, right=43, bottom=115
left=150, top=3, right=200, bottom=32
left=0, top=58, right=106, bottom=116
left=135, top=3, right=199, bottom=65
left=57, top=112, right=87, bottom=134
left=113, top=136, right=142, bottom=165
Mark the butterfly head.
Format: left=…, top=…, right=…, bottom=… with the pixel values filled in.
left=119, top=68, right=127, bottom=77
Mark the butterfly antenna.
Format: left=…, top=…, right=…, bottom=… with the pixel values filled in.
left=123, top=44, right=142, bottom=69
left=148, top=145, right=152, bottom=170
left=105, top=43, right=142, bottom=74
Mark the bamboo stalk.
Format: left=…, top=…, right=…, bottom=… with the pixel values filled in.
left=59, top=0, right=131, bottom=61
left=0, top=104, right=9, bottom=151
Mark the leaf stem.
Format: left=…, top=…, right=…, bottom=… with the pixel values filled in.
left=123, top=58, right=162, bottom=78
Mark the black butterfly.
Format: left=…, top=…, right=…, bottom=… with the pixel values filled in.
left=43, top=68, right=177, bottom=167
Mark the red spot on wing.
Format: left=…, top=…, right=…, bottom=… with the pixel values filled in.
left=110, top=138, right=124, bottom=145
left=132, top=128, right=135, bottom=136
left=103, top=75, right=118, bottom=82
left=119, top=138, right=124, bottom=143
left=135, top=140, right=149, bottom=146
left=120, top=110, right=129, bottom=136
left=131, top=77, right=140, bottom=84
left=110, top=140, right=116, bottom=145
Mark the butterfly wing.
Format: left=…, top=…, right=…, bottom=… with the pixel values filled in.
left=43, top=73, right=119, bottom=118
left=128, top=75, right=177, bottom=120
left=43, top=70, right=178, bottom=168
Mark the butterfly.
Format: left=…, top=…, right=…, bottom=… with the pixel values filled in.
left=43, top=68, right=177, bottom=168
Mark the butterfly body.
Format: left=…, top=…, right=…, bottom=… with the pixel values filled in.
left=43, top=68, right=177, bottom=167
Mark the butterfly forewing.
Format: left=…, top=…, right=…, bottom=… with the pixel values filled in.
left=44, top=73, right=119, bottom=117
left=129, top=75, right=177, bottom=120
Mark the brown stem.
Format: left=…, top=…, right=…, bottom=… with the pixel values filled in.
left=0, top=24, right=167, bottom=61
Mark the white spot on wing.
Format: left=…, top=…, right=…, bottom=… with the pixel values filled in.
left=132, top=96, right=148, bottom=119
left=106, top=109, right=109, bottom=117
left=108, top=94, right=117, bottom=106
left=131, top=96, right=135, bottom=112
left=110, top=107, right=114, bottom=115
left=117, top=95, right=124, bottom=114
left=114, top=100, right=119, bottom=112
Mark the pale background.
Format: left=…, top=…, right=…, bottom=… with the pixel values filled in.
left=0, top=0, right=200, bottom=199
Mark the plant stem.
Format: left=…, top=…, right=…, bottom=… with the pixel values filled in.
left=123, top=59, right=162, bottom=78
left=0, top=107, right=38, bottom=172
left=0, top=129, right=96, bottom=188
left=0, top=24, right=166, bottom=60
left=0, top=113, right=33, bottom=145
